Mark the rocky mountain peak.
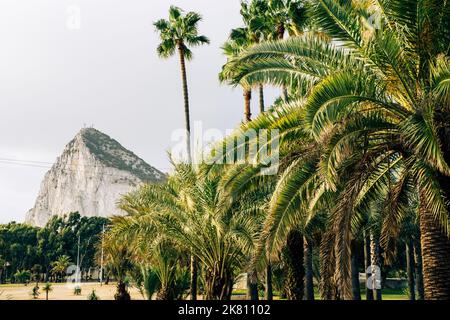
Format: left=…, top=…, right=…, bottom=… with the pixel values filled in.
left=25, top=128, right=165, bottom=227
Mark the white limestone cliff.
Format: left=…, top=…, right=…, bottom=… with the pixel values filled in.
left=25, top=128, right=165, bottom=227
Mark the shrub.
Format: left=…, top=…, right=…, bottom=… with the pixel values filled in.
left=87, top=289, right=99, bottom=300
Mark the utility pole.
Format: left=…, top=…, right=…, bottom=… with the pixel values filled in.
left=100, top=224, right=105, bottom=286
left=76, top=234, right=81, bottom=284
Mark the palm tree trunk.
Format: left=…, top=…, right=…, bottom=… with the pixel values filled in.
left=205, top=268, right=233, bottom=300
left=190, top=255, right=197, bottom=300
left=406, top=240, right=416, bottom=300
left=283, top=230, right=304, bottom=300
left=265, top=264, right=273, bottom=300
left=177, top=43, right=192, bottom=163
left=157, top=283, right=178, bottom=300
left=277, top=23, right=285, bottom=40
left=276, top=23, right=289, bottom=103
left=114, top=280, right=131, bottom=300
left=243, top=89, right=252, bottom=122
left=419, top=198, right=450, bottom=299
left=258, top=84, right=265, bottom=113
left=281, top=87, right=289, bottom=103
left=363, top=232, right=374, bottom=300
left=247, top=269, right=259, bottom=300
left=304, top=238, right=314, bottom=300
left=351, top=240, right=361, bottom=300
left=413, top=238, right=425, bottom=300
left=370, top=233, right=382, bottom=300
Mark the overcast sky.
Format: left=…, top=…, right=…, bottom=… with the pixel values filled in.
left=0, top=0, right=278, bottom=223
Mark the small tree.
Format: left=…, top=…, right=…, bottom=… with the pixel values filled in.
left=73, top=286, right=82, bottom=296
left=51, top=255, right=71, bottom=282
left=31, top=285, right=40, bottom=299
left=42, top=283, right=53, bottom=300
left=88, top=289, right=99, bottom=300
left=14, top=269, right=31, bottom=284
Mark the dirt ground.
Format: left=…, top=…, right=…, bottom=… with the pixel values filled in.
left=0, top=282, right=145, bottom=300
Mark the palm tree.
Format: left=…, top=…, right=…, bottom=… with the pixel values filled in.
left=107, top=220, right=190, bottom=301
left=100, top=235, right=132, bottom=300
left=282, top=229, right=305, bottom=300
left=154, top=6, right=210, bottom=164
left=113, top=164, right=266, bottom=300
left=363, top=232, right=373, bottom=300
left=350, top=240, right=361, bottom=300
left=240, top=0, right=272, bottom=114
left=14, top=269, right=31, bottom=284
left=42, top=283, right=52, bottom=300
left=135, top=245, right=189, bottom=301
left=154, top=9, right=209, bottom=298
left=220, top=10, right=270, bottom=297
left=384, top=193, right=424, bottom=300
left=266, top=0, right=307, bottom=39
left=87, top=289, right=99, bottom=300
left=264, top=262, right=273, bottom=300
left=265, top=0, right=308, bottom=101
left=221, top=0, right=450, bottom=299
left=208, top=102, right=327, bottom=299
left=220, top=1, right=272, bottom=122
left=220, top=30, right=254, bottom=123
left=31, top=285, right=40, bottom=299
left=51, top=255, right=71, bottom=282
left=413, top=237, right=425, bottom=300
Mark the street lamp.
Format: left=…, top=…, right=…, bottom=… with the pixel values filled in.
left=4, top=261, right=10, bottom=283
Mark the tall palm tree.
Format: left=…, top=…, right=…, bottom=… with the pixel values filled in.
left=154, top=6, right=210, bottom=163
left=154, top=7, right=209, bottom=299
left=220, top=19, right=267, bottom=300
left=240, top=0, right=271, bottom=114
left=220, top=29, right=254, bottom=123
left=265, top=0, right=308, bottom=101
left=220, top=1, right=272, bottom=122
left=266, top=0, right=308, bottom=39
left=222, top=0, right=450, bottom=299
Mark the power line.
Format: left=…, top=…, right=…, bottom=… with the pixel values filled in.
left=0, top=157, right=53, bottom=165
left=0, top=157, right=170, bottom=175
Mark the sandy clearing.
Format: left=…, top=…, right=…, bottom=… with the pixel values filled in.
left=0, top=282, right=145, bottom=300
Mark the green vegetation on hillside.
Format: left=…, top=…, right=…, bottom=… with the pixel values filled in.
left=80, top=128, right=165, bottom=182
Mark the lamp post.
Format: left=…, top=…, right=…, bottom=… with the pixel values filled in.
left=4, top=261, right=10, bottom=283
left=99, top=224, right=105, bottom=286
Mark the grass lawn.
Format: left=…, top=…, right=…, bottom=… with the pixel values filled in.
left=232, top=288, right=408, bottom=300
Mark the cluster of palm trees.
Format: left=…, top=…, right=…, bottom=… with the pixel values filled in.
left=104, top=0, right=450, bottom=300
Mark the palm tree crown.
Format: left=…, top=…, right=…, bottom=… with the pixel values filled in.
left=154, top=6, right=210, bottom=61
